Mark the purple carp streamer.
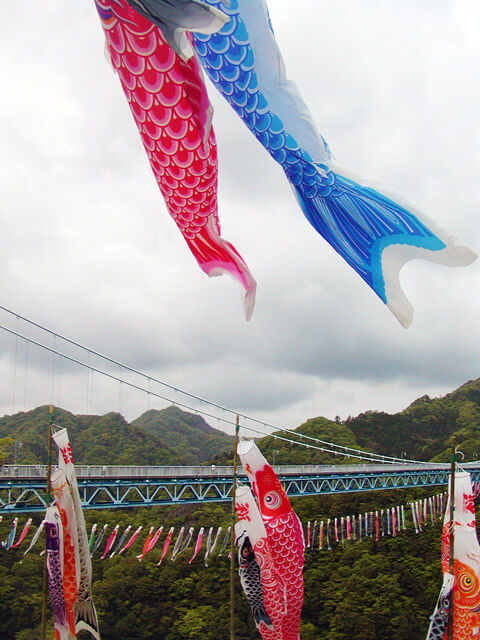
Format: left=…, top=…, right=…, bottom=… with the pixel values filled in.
left=52, top=468, right=80, bottom=639
left=45, top=506, right=70, bottom=640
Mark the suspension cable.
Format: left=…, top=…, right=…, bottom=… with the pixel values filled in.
left=0, top=305, right=425, bottom=464
left=0, top=306, right=426, bottom=465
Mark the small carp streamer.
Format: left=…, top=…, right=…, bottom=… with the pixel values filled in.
left=188, top=0, right=477, bottom=326
left=10, top=518, right=32, bottom=549
left=158, top=526, right=174, bottom=565
left=101, top=525, right=119, bottom=559
left=189, top=526, right=204, bottom=564
left=137, top=526, right=155, bottom=561
left=176, top=526, right=195, bottom=558
left=23, top=520, right=45, bottom=557
left=238, top=440, right=304, bottom=640
left=119, top=525, right=142, bottom=555
left=2, top=517, right=18, bottom=550
left=91, top=524, right=108, bottom=557
left=110, top=525, right=131, bottom=557
left=94, top=0, right=256, bottom=318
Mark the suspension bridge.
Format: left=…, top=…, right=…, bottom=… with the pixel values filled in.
left=0, top=306, right=472, bottom=515
left=2, top=461, right=478, bottom=514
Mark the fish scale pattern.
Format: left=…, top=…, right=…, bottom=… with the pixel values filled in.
left=94, top=0, right=256, bottom=316
left=45, top=518, right=69, bottom=633
left=447, top=560, right=480, bottom=640
left=192, top=0, right=455, bottom=311
left=264, top=511, right=304, bottom=640
left=56, top=500, right=78, bottom=637
left=238, top=537, right=274, bottom=632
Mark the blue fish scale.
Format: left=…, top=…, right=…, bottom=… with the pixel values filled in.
left=193, top=0, right=445, bottom=296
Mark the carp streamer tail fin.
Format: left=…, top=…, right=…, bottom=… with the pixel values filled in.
left=187, top=218, right=257, bottom=321
left=292, top=162, right=476, bottom=327
left=75, top=600, right=100, bottom=640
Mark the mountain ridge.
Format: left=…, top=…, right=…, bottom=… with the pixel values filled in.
left=1, top=378, right=480, bottom=465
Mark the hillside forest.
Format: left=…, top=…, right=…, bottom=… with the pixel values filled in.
left=1, top=378, right=480, bottom=639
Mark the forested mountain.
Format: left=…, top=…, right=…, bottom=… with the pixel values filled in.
left=132, top=406, right=233, bottom=464
left=0, top=406, right=179, bottom=466
left=1, top=378, right=480, bottom=467
left=0, top=405, right=232, bottom=466
left=346, top=378, right=480, bottom=461
left=257, top=378, right=480, bottom=466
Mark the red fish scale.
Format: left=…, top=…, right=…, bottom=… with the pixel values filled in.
left=95, top=0, right=255, bottom=301
left=57, top=506, right=77, bottom=637
left=265, top=512, right=304, bottom=640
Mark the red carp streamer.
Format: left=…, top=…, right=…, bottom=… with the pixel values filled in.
left=94, top=0, right=256, bottom=317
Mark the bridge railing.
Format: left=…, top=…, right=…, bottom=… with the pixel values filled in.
left=0, top=461, right=461, bottom=481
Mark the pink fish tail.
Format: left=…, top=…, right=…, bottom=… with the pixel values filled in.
left=186, top=219, right=257, bottom=319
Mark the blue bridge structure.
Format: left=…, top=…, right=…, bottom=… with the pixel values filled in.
left=2, top=462, right=479, bottom=514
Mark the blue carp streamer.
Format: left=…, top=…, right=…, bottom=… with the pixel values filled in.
left=189, top=0, right=476, bottom=326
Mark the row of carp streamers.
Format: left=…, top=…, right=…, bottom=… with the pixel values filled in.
left=2, top=491, right=448, bottom=560
left=305, top=492, right=448, bottom=550
left=91, top=0, right=476, bottom=328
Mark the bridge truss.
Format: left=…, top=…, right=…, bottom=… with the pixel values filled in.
left=3, top=463, right=479, bottom=514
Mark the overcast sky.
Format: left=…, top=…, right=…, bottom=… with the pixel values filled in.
left=0, top=0, right=479, bottom=438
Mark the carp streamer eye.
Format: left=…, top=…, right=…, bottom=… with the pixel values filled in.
left=264, top=491, right=282, bottom=509
left=459, top=571, right=476, bottom=595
